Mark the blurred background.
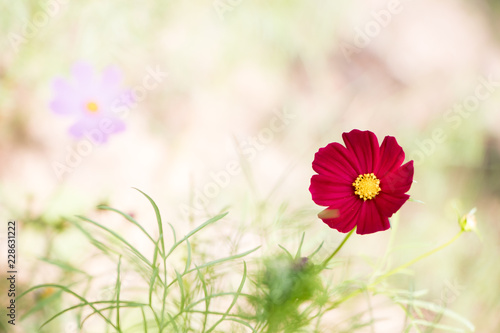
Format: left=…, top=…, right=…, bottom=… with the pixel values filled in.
left=1, top=0, right=499, bottom=331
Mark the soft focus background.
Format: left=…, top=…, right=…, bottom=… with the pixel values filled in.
left=1, top=0, right=500, bottom=332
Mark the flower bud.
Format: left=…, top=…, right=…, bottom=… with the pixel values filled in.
left=459, top=208, right=477, bottom=232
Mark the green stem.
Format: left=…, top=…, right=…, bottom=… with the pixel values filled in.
left=327, top=230, right=465, bottom=310
left=320, top=228, right=355, bottom=268
left=370, top=230, right=464, bottom=286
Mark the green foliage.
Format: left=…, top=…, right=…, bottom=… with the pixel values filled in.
left=19, top=191, right=476, bottom=332
left=19, top=190, right=257, bottom=332
left=250, top=256, right=324, bottom=332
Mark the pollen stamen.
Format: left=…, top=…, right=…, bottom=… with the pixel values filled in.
left=353, top=173, right=381, bottom=201
left=86, top=101, right=99, bottom=113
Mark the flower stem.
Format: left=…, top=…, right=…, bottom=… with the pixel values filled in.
left=326, top=230, right=465, bottom=310
left=370, top=230, right=464, bottom=286
left=320, top=228, right=355, bottom=268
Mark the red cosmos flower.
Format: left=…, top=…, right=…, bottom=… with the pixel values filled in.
left=309, top=129, right=414, bottom=235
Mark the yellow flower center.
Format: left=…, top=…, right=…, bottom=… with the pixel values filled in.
left=86, top=101, right=99, bottom=113
left=353, top=173, right=381, bottom=201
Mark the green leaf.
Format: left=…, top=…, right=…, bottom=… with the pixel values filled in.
left=76, top=215, right=152, bottom=267
left=396, top=299, right=475, bottom=332
left=206, top=262, right=247, bottom=332
left=278, top=244, right=293, bottom=260
left=175, top=269, right=186, bottom=311
left=39, top=257, right=91, bottom=276
left=98, top=205, right=156, bottom=245
left=133, top=188, right=166, bottom=258
left=185, top=246, right=260, bottom=275
left=194, top=264, right=210, bottom=332
left=166, top=212, right=229, bottom=259
left=115, top=256, right=122, bottom=332
left=295, top=232, right=306, bottom=259
left=184, top=238, right=192, bottom=274
left=308, top=241, right=324, bottom=259
left=19, top=284, right=119, bottom=330
left=411, top=320, right=467, bottom=332
left=148, top=265, right=160, bottom=306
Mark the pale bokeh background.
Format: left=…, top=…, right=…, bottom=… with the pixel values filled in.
left=1, top=0, right=500, bottom=331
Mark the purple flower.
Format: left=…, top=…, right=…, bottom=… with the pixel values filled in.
left=50, top=62, right=131, bottom=143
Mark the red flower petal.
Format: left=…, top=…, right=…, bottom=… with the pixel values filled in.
left=376, top=136, right=405, bottom=179
left=380, top=161, right=414, bottom=194
left=356, top=200, right=390, bottom=235
left=374, top=191, right=410, bottom=218
left=312, top=142, right=360, bottom=182
left=342, top=130, right=380, bottom=174
left=310, top=174, right=353, bottom=206
left=321, top=198, right=362, bottom=233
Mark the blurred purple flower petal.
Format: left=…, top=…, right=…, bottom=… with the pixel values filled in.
left=50, top=62, right=129, bottom=142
